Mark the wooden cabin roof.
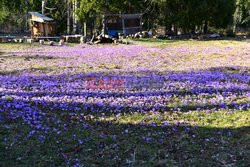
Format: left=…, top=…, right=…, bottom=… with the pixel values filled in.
left=29, top=12, right=54, bottom=23
left=104, top=14, right=143, bottom=19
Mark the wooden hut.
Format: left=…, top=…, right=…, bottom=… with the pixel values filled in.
left=29, top=12, right=55, bottom=38
left=103, top=14, right=143, bottom=37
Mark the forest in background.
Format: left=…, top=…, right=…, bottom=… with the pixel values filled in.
left=0, top=0, right=249, bottom=36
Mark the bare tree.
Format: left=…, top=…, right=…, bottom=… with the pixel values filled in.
left=73, top=0, right=78, bottom=34
left=67, top=0, right=71, bottom=34
left=42, top=0, right=48, bottom=14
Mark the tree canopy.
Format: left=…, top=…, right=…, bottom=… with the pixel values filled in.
left=0, top=0, right=249, bottom=34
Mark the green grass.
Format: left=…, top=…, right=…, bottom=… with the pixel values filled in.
left=113, top=110, right=250, bottom=128
left=132, top=38, right=249, bottom=46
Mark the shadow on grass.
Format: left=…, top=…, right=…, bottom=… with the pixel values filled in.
left=0, top=54, right=64, bottom=60
left=0, top=115, right=249, bottom=166
left=133, top=38, right=183, bottom=43
left=134, top=37, right=249, bottom=43
left=57, top=122, right=249, bottom=166
left=0, top=67, right=53, bottom=76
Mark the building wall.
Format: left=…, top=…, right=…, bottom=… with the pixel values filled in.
left=31, top=22, right=54, bottom=37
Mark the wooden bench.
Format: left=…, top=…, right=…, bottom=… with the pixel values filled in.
left=0, top=36, right=16, bottom=43
left=35, top=36, right=60, bottom=42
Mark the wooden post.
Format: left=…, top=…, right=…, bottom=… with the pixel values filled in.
left=31, top=21, right=34, bottom=38
left=42, top=23, right=46, bottom=36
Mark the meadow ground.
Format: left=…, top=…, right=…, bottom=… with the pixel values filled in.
left=0, top=39, right=249, bottom=166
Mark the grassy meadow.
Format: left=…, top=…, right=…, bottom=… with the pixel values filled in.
left=0, top=39, right=249, bottom=166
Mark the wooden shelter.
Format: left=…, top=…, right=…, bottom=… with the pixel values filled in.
left=103, top=14, right=143, bottom=37
left=29, top=12, right=55, bottom=38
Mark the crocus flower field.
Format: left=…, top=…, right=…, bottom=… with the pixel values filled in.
left=0, top=39, right=250, bottom=166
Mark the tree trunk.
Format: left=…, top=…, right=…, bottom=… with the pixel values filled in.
left=67, top=0, right=71, bottom=34
left=42, top=0, right=47, bottom=15
left=203, top=20, right=208, bottom=34
left=174, top=25, right=178, bottom=35
left=25, top=0, right=29, bottom=31
left=165, top=24, right=172, bottom=35
left=84, top=22, right=87, bottom=36
left=191, top=25, right=196, bottom=34
left=73, top=0, right=78, bottom=34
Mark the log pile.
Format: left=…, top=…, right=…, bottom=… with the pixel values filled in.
left=126, top=31, right=150, bottom=39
